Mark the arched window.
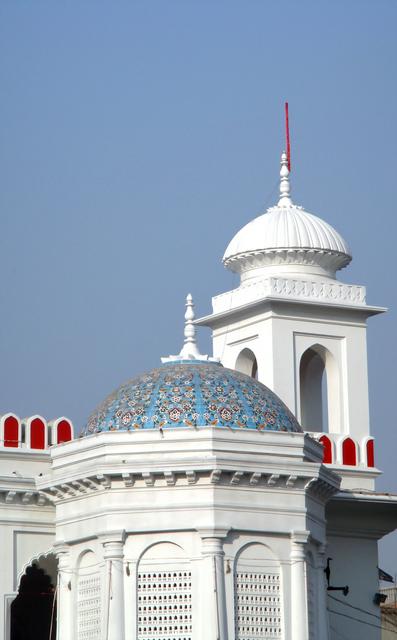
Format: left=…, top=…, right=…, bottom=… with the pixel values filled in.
left=235, top=348, right=258, bottom=379
left=234, top=543, right=283, bottom=639
left=342, top=437, right=357, bottom=466
left=319, top=435, right=333, bottom=464
left=137, top=543, right=192, bottom=640
left=299, top=345, right=340, bottom=433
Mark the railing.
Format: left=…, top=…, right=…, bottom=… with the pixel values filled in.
left=212, top=277, right=366, bottom=314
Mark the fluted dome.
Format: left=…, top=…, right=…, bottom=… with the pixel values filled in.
left=223, top=153, right=351, bottom=278
left=81, top=361, right=302, bottom=436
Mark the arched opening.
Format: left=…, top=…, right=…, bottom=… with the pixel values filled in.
left=234, top=543, right=283, bottom=639
left=299, top=345, right=340, bottom=433
left=366, top=439, right=375, bottom=468
left=29, top=417, right=46, bottom=449
left=319, top=435, right=333, bottom=464
left=342, top=437, right=357, bottom=466
left=3, top=415, right=20, bottom=448
left=56, top=419, right=72, bottom=444
left=11, top=555, right=57, bottom=640
left=235, top=348, right=258, bottom=379
left=137, top=542, right=192, bottom=640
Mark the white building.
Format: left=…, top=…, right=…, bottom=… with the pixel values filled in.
left=1, top=152, right=396, bottom=640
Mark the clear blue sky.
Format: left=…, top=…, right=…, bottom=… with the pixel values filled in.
left=1, top=1, right=396, bottom=572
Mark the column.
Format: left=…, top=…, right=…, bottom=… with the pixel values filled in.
left=290, top=531, right=310, bottom=640
left=199, top=533, right=228, bottom=640
left=102, top=532, right=126, bottom=640
left=316, top=544, right=330, bottom=640
left=55, top=544, right=73, bottom=640
left=125, top=559, right=137, bottom=639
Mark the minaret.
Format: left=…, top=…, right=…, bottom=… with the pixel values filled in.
left=195, top=152, right=385, bottom=489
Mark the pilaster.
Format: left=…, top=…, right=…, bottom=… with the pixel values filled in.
left=316, top=543, right=330, bottom=640
left=54, top=543, right=73, bottom=640
left=199, top=530, right=229, bottom=640
left=100, top=531, right=126, bottom=640
left=290, top=530, right=310, bottom=640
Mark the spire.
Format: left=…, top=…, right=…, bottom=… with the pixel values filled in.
left=278, top=151, right=293, bottom=206
left=161, top=294, right=219, bottom=363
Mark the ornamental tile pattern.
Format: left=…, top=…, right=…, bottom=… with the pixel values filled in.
left=82, top=362, right=302, bottom=436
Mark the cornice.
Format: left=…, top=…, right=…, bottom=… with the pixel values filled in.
left=38, top=466, right=339, bottom=505
left=0, top=486, right=51, bottom=507
left=195, top=296, right=385, bottom=329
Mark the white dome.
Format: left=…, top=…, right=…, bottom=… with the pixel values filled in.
left=223, top=153, right=351, bottom=279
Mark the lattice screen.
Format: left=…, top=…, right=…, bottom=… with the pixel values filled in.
left=137, top=570, right=192, bottom=640
left=235, top=571, right=283, bottom=639
left=77, top=574, right=102, bottom=640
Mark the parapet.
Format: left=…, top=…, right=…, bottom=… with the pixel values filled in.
left=0, top=413, right=73, bottom=450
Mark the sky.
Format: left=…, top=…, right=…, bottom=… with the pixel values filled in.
left=1, top=0, right=396, bottom=573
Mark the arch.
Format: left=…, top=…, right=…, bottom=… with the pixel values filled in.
left=234, top=543, right=283, bottom=640
left=235, top=348, right=258, bottom=379
left=1, top=413, right=20, bottom=448
left=17, top=550, right=57, bottom=592
left=77, top=548, right=98, bottom=569
left=366, top=438, right=375, bottom=468
left=137, top=540, right=186, bottom=565
left=11, top=553, right=57, bottom=640
left=56, top=419, right=73, bottom=444
left=299, top=344, right=340, bottom=433
left=25, top=416, right=47, bottom=449
left=49, top=417, right=73, bottom=445
left=319, top=435, right=333, bottom=464
left=137, top=541, right=192, bottom=640
left=234, top=540, right=278, bottom=567
left=342, top=437, right=357, bottom=466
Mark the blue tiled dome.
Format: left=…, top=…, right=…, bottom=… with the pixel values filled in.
left=81, top=361, right=302, bottom=436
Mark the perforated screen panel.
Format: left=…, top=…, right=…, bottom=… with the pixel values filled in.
left=77, top=574, right=101, bottom=640
left=137, top=570, right=192, bottom=640
left=235, top=572, right=283, bottom=639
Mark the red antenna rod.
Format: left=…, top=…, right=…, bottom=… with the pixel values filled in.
left=285, top=102, right=291, bottom=172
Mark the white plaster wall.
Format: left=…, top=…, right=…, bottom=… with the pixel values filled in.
left=0, top=520, right=55, bottom=638
left=213, top=303, right=371, bottom=442
left=210, top=300, right=375, bottom=490
left=327, top=535, right=381, bottom=640
left=0, top=449, right=54, bottom=639
left=38, top=429, right=340, bottom=640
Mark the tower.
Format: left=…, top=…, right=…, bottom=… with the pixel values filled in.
left=196, top=152, right=384, bottom=489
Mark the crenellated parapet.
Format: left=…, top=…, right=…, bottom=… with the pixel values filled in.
left=307, top=432, right=375, bottom=468
left=0, top=413, right=73, bottom=450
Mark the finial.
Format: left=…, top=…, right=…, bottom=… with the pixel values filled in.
left=179, top=293, right=201, bottom=359
left=278, top=151, right=292, bottom=206
left=161, top=294, right=219, bottom=363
